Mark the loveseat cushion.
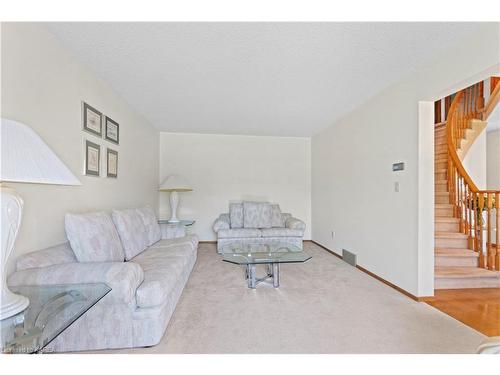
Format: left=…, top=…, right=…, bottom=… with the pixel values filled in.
left=260, top=228, right=304, bottom=237
left=112, top=209, right=149, bottom=260
left=65, top=212, right=125, bottom=262
left=229, top=202, right=243, bottom=229
left=243, top=201, right=272, bottom=229
left=217, top=228, right=262, bottom=239
left=136, top=206, right=162, bottom=245
left=132, top=236, right=197, bottom=308
left=213, top=213, right=230, bottom=232
left=270, top=204, right=284, bottom=227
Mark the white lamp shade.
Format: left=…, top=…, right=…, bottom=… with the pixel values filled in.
left=159, top=174, right=192, bottom=192
left=1, top=118, right=81, bottom=185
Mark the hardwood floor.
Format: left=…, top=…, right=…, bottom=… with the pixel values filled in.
left=426, top=288, right=500, bottom=336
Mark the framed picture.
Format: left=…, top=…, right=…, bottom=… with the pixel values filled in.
left=85, top=140, right=101, bottom=176
left=105, top=116, right=119, bottom=144
left=83, top=102, right=102, bottom=137
left=106, top=148, right=118, bottom=178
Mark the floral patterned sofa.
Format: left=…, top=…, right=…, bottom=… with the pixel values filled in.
left=7, top=207, right=198, bottom=352
left=212, top=201, right=306, bottom=253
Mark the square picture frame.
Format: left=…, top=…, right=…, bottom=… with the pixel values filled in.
left=83, top=102, right=103, bottom=137
left=105, top=116, right=120, bottom=145
left=85, top=140, right=101, bottom=176
left=106, top=148, right=118, bottom=178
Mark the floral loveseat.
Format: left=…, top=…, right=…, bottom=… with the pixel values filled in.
left=212, top=201, right=306, bottom=253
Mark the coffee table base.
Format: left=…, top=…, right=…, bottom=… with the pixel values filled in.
left=245, top=263, right=280, bottom=288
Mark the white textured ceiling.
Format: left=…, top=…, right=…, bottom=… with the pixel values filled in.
left=45, top=23, right=486, bottom=137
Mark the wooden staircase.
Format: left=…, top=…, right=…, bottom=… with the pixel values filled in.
left=434, top=78, right=500, bottom=289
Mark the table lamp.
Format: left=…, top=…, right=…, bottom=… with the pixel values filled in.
left=159, top=175, right=192, bottom=223
left=1, top=118, right=81, bottom=320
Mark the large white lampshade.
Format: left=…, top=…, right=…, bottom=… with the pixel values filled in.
left=159, top=175, right=192, bottom=192
left=159, top=175, right=192, bottom=222
left=1, top=118, right=81, bottom=186
left=0, top=118, right=81, bottom=320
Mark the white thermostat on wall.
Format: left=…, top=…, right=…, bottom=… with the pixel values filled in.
left=392, top=162, right=405, bottom=171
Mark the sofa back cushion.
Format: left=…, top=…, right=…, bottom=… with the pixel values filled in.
left=243, top=201, right=272, bottom=229
left=65, top=212, right=125, bottom=263
left=229, top=202, right=244, bottom=229
left=136, top=206, right=162, bottom=245
left=270, top=204, right=285, bottom=227
left=112, top=209, right=150, bottom=260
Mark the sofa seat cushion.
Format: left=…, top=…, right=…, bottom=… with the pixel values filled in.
left=132, top=240, right=196, bottom=308
left=136, top=206, right=161, bottom=246
left=260, top=228, right=304, bottom=237
left=149, top=235, right=199, bottom=251
left=65, top=211, right=125, bottom=262
left=112, top=209, right=149, bottom=261
left=217, top=228, right=262, bottom=239
left=243, top=201, right=272, bottom=229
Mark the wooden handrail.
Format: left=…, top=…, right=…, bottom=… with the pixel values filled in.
left=445, top=79, right=500, bottom=270
left=483, top=79, right=500, bottom=120
left=446, top=90, right=479, bottom=193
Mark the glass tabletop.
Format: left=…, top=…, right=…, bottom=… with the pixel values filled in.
left=157, top=219, right=195, bottom=226
left=221, top=242, right=311, bottom=265
left=1, top=283, right=111, bottom=354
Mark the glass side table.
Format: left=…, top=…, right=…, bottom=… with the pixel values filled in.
left=158, top=219, right=195, bottom=239
left=1, top=283, right=111, bottom=354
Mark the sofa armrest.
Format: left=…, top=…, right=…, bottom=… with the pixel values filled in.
left=286, top=217, right=306, bottom=232
left=8, top=261, right=144, bottom=305
left=213, top=213, right=230, bottom=233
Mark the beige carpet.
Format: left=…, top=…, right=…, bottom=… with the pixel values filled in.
left=97, top=242, right=484, bottom=354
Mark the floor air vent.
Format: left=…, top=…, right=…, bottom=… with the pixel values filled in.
left=342, top=249, right=357, bottom=267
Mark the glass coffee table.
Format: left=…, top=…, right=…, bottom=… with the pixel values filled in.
left=1, top=283, right=111, bottom=353
left=221, top=242, right=311, bottom=288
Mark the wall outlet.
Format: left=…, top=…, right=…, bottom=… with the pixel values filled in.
left=331, top=230, right=334, bottom=238
left=394, top=181, right=400, bottom=192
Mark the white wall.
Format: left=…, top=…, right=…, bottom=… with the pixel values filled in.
left=462, top=131, right=487, bottom=190
left=1, top=23, right=159, bottom=274
left=159, top=133, right=311, bottom=241
left=487, top=130, right=500, bottom=189
left=417, top=101, right=435, bottom=297
left=311, top=24, right=500, bottom=297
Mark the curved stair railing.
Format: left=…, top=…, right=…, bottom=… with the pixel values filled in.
left=446, top=79, right=500, bottom=270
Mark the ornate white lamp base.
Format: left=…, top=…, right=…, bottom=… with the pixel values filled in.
left=0, top=289, right=29, bottom=320
left=168, top=190, right=180, bottom=223
left=0, top=186, right=30, bottom=320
